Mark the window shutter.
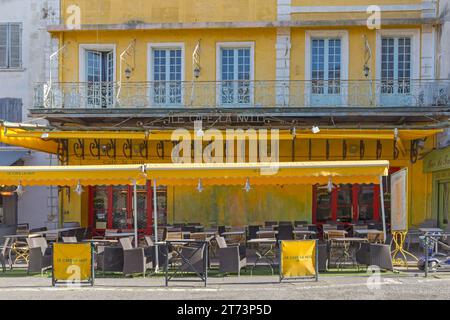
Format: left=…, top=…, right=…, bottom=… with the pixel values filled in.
left=0, top=25, right=8, bottom=68
left=9, top=24, right=21, bottom=68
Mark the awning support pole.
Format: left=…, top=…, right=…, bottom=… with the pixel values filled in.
left=379, top=175, right=387, bottom=242
left=133, top=180, right=138, bottom=248
left=153, top=179, right=159, bottom=272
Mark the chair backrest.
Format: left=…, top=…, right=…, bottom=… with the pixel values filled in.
left=217, top=226, right=226, bottom=235
left=144, top=235, right=154, bottom=246
left=294, top=226, right=308, bottom=231
left=28, top=237, right=48, bottom=255
left=215, top=236, right=228, bottom=249
left=368, top=232, right=385, bottom=244
left=190, top=233, right=207, bottom=241
left=277, top=224, right=294, bottom=240
left=1, top=237, right=10, bottom=256
left=264, top=221, right=277, bottom=227
left=326, top=230, right=346, bottom=239
left=62, top=236, right=77, bottom=243
left=322, top=225, right=338, bottom=231
left=353, top=225, right=368, bottom=231
left=166, top=231, right=183, bottom=241
left=257, top=230, right=276, bottom=239
left=230, top=226, right=245, bottom=232
left=294, top=221, right=308, bottom=227
left=119, top=237, right=134, bottom=250
left=278, top=221, right=292, bottom=226
left=16, top=223, right=29, bottom=235
left=45, top=232, right=59, bottom=242
left=247, top=225, right=260, bottom=240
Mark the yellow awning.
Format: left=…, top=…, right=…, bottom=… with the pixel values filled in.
left=0, top=165, right=146, bottom=186
left=145, top=161, right=389, bottom=186
left=0, top=161, right=388, bottom=187
left=0, top=127, right=59, bottom=154
left=0, top=125, right=442, bottom=152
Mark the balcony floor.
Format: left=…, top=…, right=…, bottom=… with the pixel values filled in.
left=29, top=106, right=450, bottom=130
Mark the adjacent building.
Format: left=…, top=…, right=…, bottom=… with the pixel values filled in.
left=0, top=0, right=59, bottom=229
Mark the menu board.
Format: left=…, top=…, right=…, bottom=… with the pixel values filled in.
left=390, top=169, right=408, bottom=232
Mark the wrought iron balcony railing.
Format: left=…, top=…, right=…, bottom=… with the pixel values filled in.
left=33, top=80, right=450, bottom=110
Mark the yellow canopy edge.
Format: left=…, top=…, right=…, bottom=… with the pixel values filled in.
left=0, top=127, right=59, bottom=154
left=0, top=161, right=388, bottom=187
left=145, top=161, right=389, bottom=186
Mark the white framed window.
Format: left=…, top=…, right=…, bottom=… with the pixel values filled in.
left=0, top=23, right=22, bottom=69
left=79, top=44, right=116, bottom=108
left=376, top=29, right=420, bottom=106
left=305, top=31, right=349, bottom=107
left=147, top=43, right=185, bottom=106
left=216, top=42, right=255, bottom=106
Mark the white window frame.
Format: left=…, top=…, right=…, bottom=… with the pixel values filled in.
left=79, top=44, right=116, bottom=82
left=305, top=30, right=349, bottom=107
left=147, top=42, right=185, bottom=107
left=78, top=44, right=117, bottom=108
left=0, top=23, right=23, bottom=70
left=375, top=29, right=420, bottom=106
left=216, top=42, right=255, bottom=107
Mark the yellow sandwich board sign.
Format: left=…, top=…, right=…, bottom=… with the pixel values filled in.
left=52, top=243, right=94, bottom=286
left=279, top=240, right=318, bottom=282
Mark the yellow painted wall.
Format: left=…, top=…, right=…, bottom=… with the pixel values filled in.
left=61, top=0, right=277, bottom=25
left=58, top=25, right=423, bottom=85
left=60, top=29, right=276, bottom=83
left=169, top=185, right=312, bottom=225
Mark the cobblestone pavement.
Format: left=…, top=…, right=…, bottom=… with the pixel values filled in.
left=0, top=272, right=449, bottom=300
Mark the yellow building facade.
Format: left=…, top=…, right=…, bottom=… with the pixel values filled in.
left=21, top=0, right=449, bottom=232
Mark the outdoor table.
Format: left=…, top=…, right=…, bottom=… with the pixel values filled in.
left=104, top=232, right=136, bottom=239
left=329, top=237, right=368, bottom=270
left=353, top=229, right=383, bottom=236
left=247, top=238, right=277, bottom=275
left=292, top=230, right=316, bottom=240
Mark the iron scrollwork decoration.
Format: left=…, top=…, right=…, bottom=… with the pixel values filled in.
left=73, top=139, right=85, bottom=159
left=105, top=139, right=117, bottom=159
left=376, top=140, right=383, bottom=160
left=157, top=141, right=165, bottom=159
left=359, top=140, right=365, bottom=160
left=308, top=139, right=312, bottom=160
left=123, top=139, right=133, bottom=159
left=410, top=140, right=419, bottom=164
left=89, top=139, right=101, bottom=159
left=57, top=139, right=69, bottom=164
left=342, top=140, right=347, bottom=160
left=393, top=139, right=400, bottom=160
left=326, top=139, right=330, bottom=160
left=138, top=140, right=149, bottom=159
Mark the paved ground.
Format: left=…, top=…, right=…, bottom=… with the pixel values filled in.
left=0, top=271, right=449, bottom=300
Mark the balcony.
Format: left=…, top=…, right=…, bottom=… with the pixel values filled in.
left=34, top=80, right=450, bottom=110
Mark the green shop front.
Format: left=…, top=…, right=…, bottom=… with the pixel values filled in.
left=424, top=146, right=450, bottom=228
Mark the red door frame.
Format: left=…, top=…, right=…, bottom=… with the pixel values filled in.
left=313, top=184, right=383, bottom=223
left=89, top=184, right=154, bottom=235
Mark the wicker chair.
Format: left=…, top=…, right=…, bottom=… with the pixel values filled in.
left=26, top=237, right=52, bottom=274
left=119, top=237, right=152, bottom=277
left=215, top=236, right=246, bottom=276
left=96, top=246, right=124, bottom=273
